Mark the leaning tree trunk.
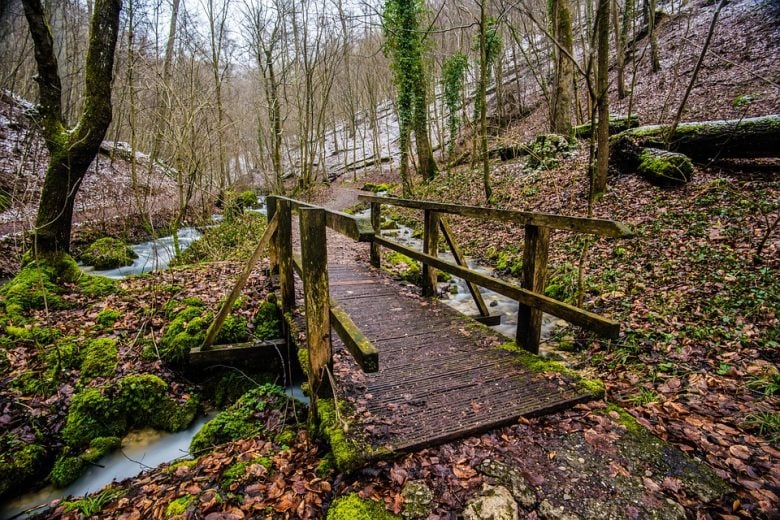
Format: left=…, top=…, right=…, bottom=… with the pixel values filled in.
left=610, top=115, right=780, bottom=168
left=23, top=0, right=122, bottom=255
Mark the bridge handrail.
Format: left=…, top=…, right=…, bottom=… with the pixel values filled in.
left=362, top=193, right=631, bottom=353
left=272, top=195, right=374, bottom=242
left=358, top=194, right=633, bottom=237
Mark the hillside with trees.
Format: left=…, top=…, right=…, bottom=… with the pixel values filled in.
left=0, top=0, right=778, bottom=518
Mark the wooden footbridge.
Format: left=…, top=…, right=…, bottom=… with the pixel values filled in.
left=202, top=194, right=631, bottom=466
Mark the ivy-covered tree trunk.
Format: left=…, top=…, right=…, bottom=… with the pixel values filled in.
left=414, top=76, right=437, bottom=181
left=22, top=0, right=122, bottom=255
left=550, top=0, right=574, bottom=135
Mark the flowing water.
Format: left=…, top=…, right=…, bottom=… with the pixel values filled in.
left=79, top=227, right=202, bottom=279
left=0, top=414, right=215, bottom=520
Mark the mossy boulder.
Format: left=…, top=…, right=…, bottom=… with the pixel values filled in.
left=190, top=384, right=303, bottom=453
left=159, top=304, right=212, bottom=363
left=1, top=255, right=79, bottom=312
left=80, top=338, right=118, bottom=380
left=253, top=297, right=282, bottom=340
left=0, top=437, right=48, bottom=499
left=49, top=436, right=121, bottom=487
left=224, top=190, right=258, bottom=221
left=96, top=308, right=122, bottom=329
left=80, top=237, right=137, bottom=270
left=637, top=148, right=693, bottom=187
left=361, top=182, right=392, bottom=193
left=326, top=493, right=399, bottom=520
left=214, top=314, right=250, bottom=344
left=525, top=134, right=573, bottom=170
left=62, top=374, right=198, bottom=449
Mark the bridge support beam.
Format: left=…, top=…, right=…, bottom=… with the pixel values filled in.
left=370, top=202, right=381, bottom=268
left=516, top=224, right=550, bottom=354
left=266, top=196, right=278, bottom=274
left=278, top=199, right=295, bottom=313
left=300, top=208, right=333, bottom=400
left=422, top=209, right=440, bottom=297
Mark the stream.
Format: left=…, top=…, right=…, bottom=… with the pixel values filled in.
left=0, top=414, right=215, bottom=520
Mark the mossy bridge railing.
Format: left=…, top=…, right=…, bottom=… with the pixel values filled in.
left=204, top=194, right=631, bottom=408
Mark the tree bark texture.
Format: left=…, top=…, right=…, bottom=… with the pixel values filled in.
left=550, top=0, right=575, bottom=135
left=592, top=0, right=611, bottom=198
left=23, top=0, right=122, bottom=254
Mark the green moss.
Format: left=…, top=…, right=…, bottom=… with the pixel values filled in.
left=498, top=342, right=605, bottom=396
left=190, top=384, right=302, bottom=453
left=254, top=298, right=282, bottom=340
left=221, top=456, right=272, bottom=489
left=83, top=436, right=121, bottom=461
left=176, top=212, right=267, bottom=264
left=361, top=182, right=393, bottom=193
left=80, top=338, right=118, bottom=380
left=1, top=260, right=68, bottom=311
left=96, top=308, right=122, bottom=328
left=10, top=369, right=58, bottom=396
left=80, top=237, right=137, bottom=270
left=326, top=493, right=399, bottom=520
left=165, top=494, right=195, bottom=518
left=0, top=438, right=48, bottom=499
left=62, top=375, right=197, bottom=449
left=316, top=452, right=336, bottom=477
left=49, top=455, right=87, bottom=488
left=201, top=370, right=275, bottom=408
left=159, top=305, right=212, bottom=362
left=79, top=274, right=120, bottom=298
left=316, top=399, right=388, bottom=472
left=384, top=251, right=421, bottom=284
left=637, top=148, right=693, bottom=187
left=215, top=314, right=250, bottom=344
left=274, top=428, right=297, bottom=447
left=62, top=487, right=125, bottom=517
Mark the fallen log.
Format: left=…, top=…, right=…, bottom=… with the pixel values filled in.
left=573, top=115, right=640, bottom=139
left=610, top=115, right=780, bottom=168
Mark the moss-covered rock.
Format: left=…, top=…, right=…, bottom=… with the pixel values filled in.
left=215, top=314, right=250, bottom=344
left=159, top=304, right=212, bottom=363
left=254, top=297, right=282, bottom=340
left=316, top=399, right=389, bottom=472
left=62, top=375, right=198, bottom=449
left=384, top=251, right=421, bottom=284
left=326, top=493, right=399, bottom=520
left=201, top=370, right=274, bottom=408
left=525, top=134, right=573, bottom=170
left=224, top=190, right=259, bottom=221
left=0, top=437, right=48, bottom=499
left=80, top=237, right=138, bottom=270
left=1, top=258, right=73, bottom=312
left=50, top=437, right=122, bottom=489
left=96, top=308, right=122, bottom=329
left=80, top=338, right=118, bottom=380
left=79, top=274, right=120, bottom=298
left=361, top=182, right=393, bottom=193
left=637, top=148, right=693, bottom=187
left=190, top=384, right=303, bottom=453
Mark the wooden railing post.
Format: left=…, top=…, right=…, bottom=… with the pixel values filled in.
left=300, top=207, right=332, bottom=398
left=422, top=209, right=439, bottom=297
left=516, top=224, right=550, bottom=354
left=266, top=196, right=278, bottom=273
left=370, top=202, right=381, bottom=268
left=278, top=199, right=295, bottom=313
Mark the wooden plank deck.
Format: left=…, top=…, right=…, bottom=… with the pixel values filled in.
left=323, top=263, right=597, bottom=454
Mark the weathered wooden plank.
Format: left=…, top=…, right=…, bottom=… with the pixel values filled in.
left=516, top=225, right=550, bottom=354
left=266, top=196, right=278, bottom=273
left=190, top=338, right=287, bottom=365
left=300, top=208, right=332, bottom=398
left=330, top=301, right=379, bottom=373
left=439, top=216, right=491, bottom=318
left=370, top=202, right=381, bottom=267
left=274, top=195, right=374, bottom=242
left=359, top=194, right=633, bottom=237
left=278, top=199, right=295, bottom=312
left=201, top=213, right=279, bottom=351
left=373, top=236, right=619, bottom=338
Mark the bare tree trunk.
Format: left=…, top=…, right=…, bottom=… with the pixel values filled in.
left=644, top=0, right=660, bottom=72
left=592, top=0, right=610, bottom=198
left=22, top=0, right=122, bottom=255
